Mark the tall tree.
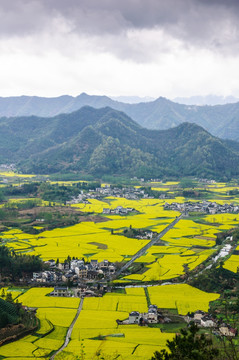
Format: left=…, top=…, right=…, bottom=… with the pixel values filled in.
left=151, top=324, right=219, bottom=360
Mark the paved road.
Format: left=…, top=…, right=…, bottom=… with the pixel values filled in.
left=114, top=228, right=236, bottom=288
left=50, top=298, right=84, bottom=360
left=114, top=214, right=183, bottom=278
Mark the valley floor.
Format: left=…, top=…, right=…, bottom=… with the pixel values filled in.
left=1, top=174, right=239, bottom=359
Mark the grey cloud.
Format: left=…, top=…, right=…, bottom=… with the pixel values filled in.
left=0, top=1, right=51, bottom=36
left=1, top=0, right=239, bottom=54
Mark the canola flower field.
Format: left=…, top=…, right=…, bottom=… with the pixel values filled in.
left=1, top=176, right=239, bottom=277
left=0, top=285, right=219, bottom=359
left=2, top=197, right=180, bottom=264
left=1, top=177, right=239, bottom=358
left=2, top=179, right=239, bottom=281
left=0, top=288, right=79, bottom=359
left=2, top=194, right=230, bottom=280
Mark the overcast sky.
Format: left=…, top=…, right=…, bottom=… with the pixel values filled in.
left=1, top=0, right=239, bottom=98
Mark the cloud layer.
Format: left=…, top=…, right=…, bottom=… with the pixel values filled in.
left=1, top=0, right=239, bottom=54
left=0, top=0, right=239, bottom=97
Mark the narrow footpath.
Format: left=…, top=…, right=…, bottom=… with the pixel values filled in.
left=114, top=214, right=183, bottom=278
left=50, top=298, right=84, bottom=360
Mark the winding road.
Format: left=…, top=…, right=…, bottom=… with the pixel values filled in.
left=50, top=298, right=84, bottom=360
left=114, top=214, right=183, bottom=278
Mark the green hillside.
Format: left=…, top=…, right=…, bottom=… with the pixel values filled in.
left=1, top=106, right=239, bottom=179
left=1, top=93, right=239, bottom=140
left=0, top=298, right=19, bottom=328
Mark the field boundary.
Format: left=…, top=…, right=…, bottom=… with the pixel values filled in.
left=50, top=298, right=84, bottom=359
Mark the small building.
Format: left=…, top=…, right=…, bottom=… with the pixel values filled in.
left=44, top=259, right=56, bottom=268
left=52, top=286, right=70, bottom=297
left=193, top=310, right=205, bottom=321
left=75, top=265, right=88, bottom=279
left=90, top=260, right=98, bottom=269
left=219, top=325, right=237, bottom=337
left=32, top=272, right=42, bottom=281
left=109, top=265, right=115, bottom=274
left=87, top=270, right=98, bottom=279
left=145, top=312, right=158, bottom=323
left=201, top=315, right=216, bottom=328
left=71, top=259, right=84, bottom=270
left=148, top=305, right=158, bottom=312
left=144, top=305, right=158, bottom=323
left=73, top=285, right=88, bottom=298
left=103, top=208, right=111, bottom=214
left=129, top=311, right=140, bottom=324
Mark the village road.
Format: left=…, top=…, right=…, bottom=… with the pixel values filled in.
left=50, top=298, right=84, bottom=359
left=114, top=214, right=183, bottom=278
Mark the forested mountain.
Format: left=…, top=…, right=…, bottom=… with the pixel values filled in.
left=1, top=93, right=239, bottom=140
left=1, top=106, right=239, bottom=179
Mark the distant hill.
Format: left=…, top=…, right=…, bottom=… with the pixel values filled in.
left=173, top=95, right=239, bottom=106
left=0, top=93, right=118, bottom=118
left=110, top=95, right=155, bottom=104
left=1, top=93, right=239, bottom=140
left=1, top=106, right=239, bottom=179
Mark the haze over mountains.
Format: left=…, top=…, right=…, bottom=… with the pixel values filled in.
left=1, top=106, right=239, bottom=179
left=111, top=96, right=155, bottom=104
left=1, top=93, right=239, bottom=141
left=173, top=95, right=239, bottom=106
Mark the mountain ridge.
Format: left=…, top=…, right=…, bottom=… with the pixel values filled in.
left=1, top=106, right=239, bottom=179
left=1, top=93, right=239, bottom=140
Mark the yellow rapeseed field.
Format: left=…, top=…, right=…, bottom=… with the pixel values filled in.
left=62, top=284, right=218, bottom=359
left=223, top=255, right=239, bottom=273
left=17, top=287, right=80, bottom=308
left=148, top=284, right=219, bottom=315
left=3, top=196, right=181, bottom=262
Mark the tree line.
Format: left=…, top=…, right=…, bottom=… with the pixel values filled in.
left=0, top=245, right=43, bottom=281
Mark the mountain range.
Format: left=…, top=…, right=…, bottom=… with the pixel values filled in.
left=1, top=93, right=239, bottom=141
left=110, top=96, right=155, bottom=104
left=173, top=95, right=239, bottom=106
left=1, top=106, right=239, bottom=179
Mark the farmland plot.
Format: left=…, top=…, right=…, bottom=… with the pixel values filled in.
left=0, top=287, right=78, bottom=359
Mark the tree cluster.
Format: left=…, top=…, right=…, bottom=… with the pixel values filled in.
left=0, top=245, right=43, bottom=281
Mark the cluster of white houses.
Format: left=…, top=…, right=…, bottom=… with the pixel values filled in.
left=67, top=185, right=149, bottom=205
left=102, top=206, right=135, bottom=215
left=186, top=311, right=237, bottom=337
left=32, top=259, right=116, bottom=284
left=117, top=307, right=237, bottom=336
left=95, top=186, right=147, bottom=200
left=117, top=305, right=171, bottom=326
left=50, top=283, right=108, bottom=298
left=186, top=310, right=217, bottom=327
left=164, top=200, right=239, bottom=215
